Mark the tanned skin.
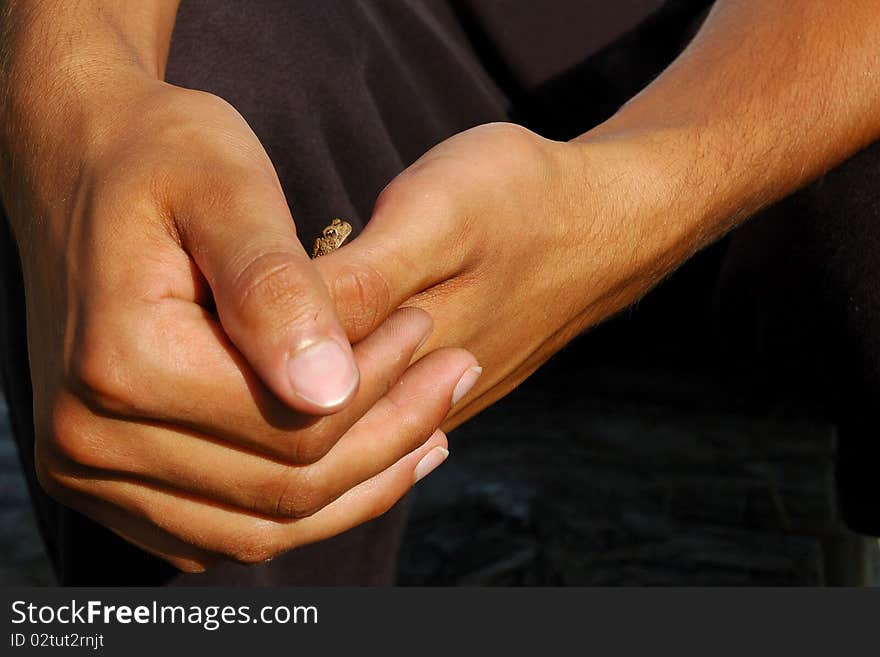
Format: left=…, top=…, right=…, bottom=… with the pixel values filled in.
left=0, top=1, right=477, bottom=571
left=1, top=1, right=878, bottom=570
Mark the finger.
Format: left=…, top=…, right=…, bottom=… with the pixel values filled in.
left=280, top=429, right=450, bottom=545
left=50, top=432, right=450, bottom=564
left=40, top=478, right=217, bottom=573
left=303, top=348, right=477, bottom=513
left=69, top=347, right=476, bottom=518
left=314, top=174, right=467, bottom=343
left=173, top=165, right=358, bottom=414
left=89, top=303, right=435, bottom=463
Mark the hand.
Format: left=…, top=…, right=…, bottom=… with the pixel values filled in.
left=2, top=73, right=478, bottom=571
left=316, top=0, right=880, bottom=431
left=317, top=123, right=668, bottom=427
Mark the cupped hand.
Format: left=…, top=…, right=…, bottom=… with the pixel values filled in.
left=317, top=123, right=663, bottom=428
left=1, top=77, right=478, bottom=571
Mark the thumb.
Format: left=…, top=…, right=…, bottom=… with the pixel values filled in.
left=314, top=183, right=463, bottom=342
left=177, top=176, right=358, bottom=415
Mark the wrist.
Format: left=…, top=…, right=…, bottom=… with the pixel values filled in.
left=572, top=121, right=731, bottom=267
left=557, top=124, right=728, bottom=321
left=0, top=67, right=160, bottom=231
left=0, top=2, right=176, bottom=223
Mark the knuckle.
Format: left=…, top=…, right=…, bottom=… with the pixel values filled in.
left=223, top=249, right=328, bottom=340
left=482, top=123, right=554, bottom=179
left=68, top=316, right=145, bottom=415
left=33, top=438, right=110, bottom=509
left=245, top=415, right=331, bottom=464
left=364, top=483, right=403, bottom=523
left=474, top=122, right=543, bottom=154
left=171, top=559, right=209, bottom=574
left=477, top=121, right=535, bottom=141
left=225, top=524, right=283, bottom=565
left=175, top=92, right=269, bottom=164
left=375, top=393, right=424, bottom=438
left=291, top=431, right=334, bottom=465
left=45, top=397, right=105, bottom=468
left=273, top=466, right=328, bottom=519
left=92, top=160, right=189, bottom=239
left=372, top=178, right=401, bottom=213
left=228, top=543, right=275, bottom=566
left=373, top=172, right=462, bottom=266
left=382, top=170, right=459, bottom=217
left=33, top=449, right=69, bottom=502
left=329, top=264, right=390, bottom=341
left=229, top=251, right=305, bottom=323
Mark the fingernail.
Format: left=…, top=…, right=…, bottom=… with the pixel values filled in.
left=288, top=339, right=358, bottom=409
left=414, top=446, right=449, bottom=483
left=452, top=366, right=482, bottom=405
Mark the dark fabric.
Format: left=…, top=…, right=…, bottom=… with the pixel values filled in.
left=451, top=0, right=666, bottom=96
left=166, top=0, right=510, bottom=240
left=714, top=141, right=880, bottom=535
left=1, top=0, right=877, bottom=586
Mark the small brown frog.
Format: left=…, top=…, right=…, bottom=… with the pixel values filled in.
left=311, top=218, right=353, bottom=258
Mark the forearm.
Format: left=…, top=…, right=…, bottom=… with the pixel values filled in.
left=0, top=0, right=180, bottom=80
left=574, top=0, right=880, bottom=272
left=0, top=0, right=180, bottom=226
